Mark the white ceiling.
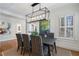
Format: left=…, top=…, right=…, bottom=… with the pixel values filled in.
left=0, top=3, right=68, bottom=18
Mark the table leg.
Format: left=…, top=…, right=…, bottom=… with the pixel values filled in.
left=54, top=42, right=57, bottom=54
left=48, top=45, right=51, bottom=56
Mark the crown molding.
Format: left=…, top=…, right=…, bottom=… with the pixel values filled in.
left=0, top=9, right=25, bottom=19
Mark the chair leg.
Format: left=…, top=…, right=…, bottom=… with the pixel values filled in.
left=17, top=46, right=19, bottom=52
left=23, top=48, right=25, bottom=55
left=29, top=50, right=31, bottom=56
left=21, top=47, right=23, bottom=54
left=51, top=45, right=54, bottom=56
left=54, top=42, right=57, bottom=54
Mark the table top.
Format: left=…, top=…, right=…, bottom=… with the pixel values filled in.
left=42, top=38, right=56, bottom=45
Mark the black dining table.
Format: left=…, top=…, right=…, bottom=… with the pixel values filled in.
left=42, top=37, right=57, bottom=56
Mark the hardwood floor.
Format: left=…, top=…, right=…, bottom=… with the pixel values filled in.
left=0, top=39, right=79, bottom=56
left=0, top=39, right=17, bottom=53
left=71, top=51, right=79, bottom=56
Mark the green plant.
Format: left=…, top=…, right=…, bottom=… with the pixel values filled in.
left=31, top=31, right=38, bottom=36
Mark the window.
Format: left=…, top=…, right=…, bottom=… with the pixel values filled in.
left=59, top=16, right=73, bottom=38
left=61, top=17, right=65, bottom=26
left=66, top=28, right=73, bottom=37
left=66, top=16, right=73, bottom=26
left=59, top=28, right=65, bottom=37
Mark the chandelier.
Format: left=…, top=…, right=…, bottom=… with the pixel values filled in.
left=26, top=3, right=50, bottom=23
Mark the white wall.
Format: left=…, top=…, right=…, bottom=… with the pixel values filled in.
left=49, top=4, right=79, bottom=51
left=0, top=3, right=79, bottom=51
left=0, top=13, right=26, bottom=41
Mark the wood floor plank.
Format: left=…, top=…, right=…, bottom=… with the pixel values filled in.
left=0, top=39, right=17, bottom=53
left=0, top=39, right=79, bottom=56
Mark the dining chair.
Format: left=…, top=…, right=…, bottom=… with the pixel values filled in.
left=30, top=35, right=44, bottom=56
left=22, top=34, right=31, bottom=55
left=39, top=33, right=49, bottom=55
left=47, top=33, right=54, bottom=39
left=39, top=31, right=48, bottom=38
left=47, top=33, right=57, bottom=54
left=16, top=34, right=24, bottom=54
